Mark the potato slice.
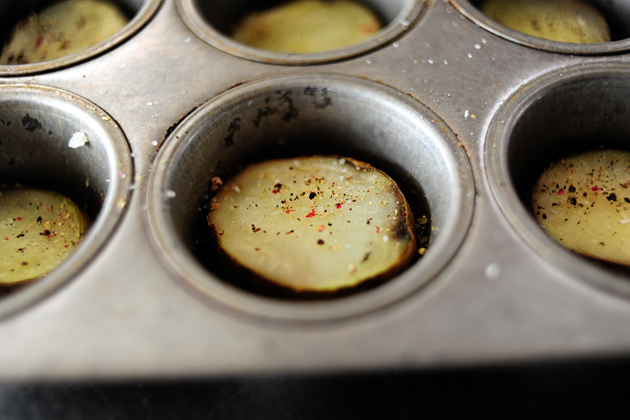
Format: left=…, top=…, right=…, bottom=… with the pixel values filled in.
left=231, top=0, right=382, bottom=53
left=480, top=0, right=610, bottom=44
left=532, top=150, right=630, bottom=266
left=0, top=188, right=89, bottom=286
left=0, top=0, right=128, bottom=65
left=207, top=157, right=418, bottom=294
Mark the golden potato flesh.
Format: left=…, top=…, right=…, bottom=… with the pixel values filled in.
left=532, top=150, right=630, bottom=266
left=480, top=0, right=610, bottom=44
left=0, top=188, right=88, bottom=286
left=231, top=0, right=382, bottom=54
left=0, top=0, right=128, bottom=65
left=207, top=157, right=418, bottom=293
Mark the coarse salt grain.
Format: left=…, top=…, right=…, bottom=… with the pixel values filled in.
left=68, top=131, right=88, bottom=148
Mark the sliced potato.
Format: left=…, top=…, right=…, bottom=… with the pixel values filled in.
left=480, top=0, right=610, bottom=44
left=0, top=188, right=89, bottom=286
left=532, top=150, right=630, bottom=266
left=207, top=157, right=418, bottom=294
left=231, top=0, right=382, bottom=53
left=0, top=0, right=128, bottom=65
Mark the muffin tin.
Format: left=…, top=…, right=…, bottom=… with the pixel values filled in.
left=2, top=0, right=630, bottom=381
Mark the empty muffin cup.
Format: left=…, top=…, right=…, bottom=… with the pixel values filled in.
left=0, top=84, right=132, bottom=318
left=0, top=0, right=162, bottom=75
left=451, top=0, right=630, bottom=54
left=175, top=0, right=424, bottom=64
left=144, top=74, right=474, bottom=322
left=486, top=64, right=630, bottom=297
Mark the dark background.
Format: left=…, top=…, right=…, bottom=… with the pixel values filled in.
left=0, top=357, right=626, bottom=419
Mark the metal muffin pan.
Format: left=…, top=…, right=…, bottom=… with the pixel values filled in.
left=2, top=0, right=630, bottom=381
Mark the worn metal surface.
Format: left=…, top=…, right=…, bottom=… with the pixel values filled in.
left=1, top=0, right=630, bottom=381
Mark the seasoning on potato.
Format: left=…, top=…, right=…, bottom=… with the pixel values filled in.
left=207, top=156, right=420, bottom=295
left=0, top=188, right=89, bottom=287
left=0, top=0, right=129, bottom=65
left=231, top=0, right=383, bottom=53
left=532, top=150, right=630, bottom=266
left=480, top=0, right=610, bottom=44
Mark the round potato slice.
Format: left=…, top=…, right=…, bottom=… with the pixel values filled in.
left=207, top=157, right=418, bottom=294
left=231, top=0, right=382, bottom=53
left=0, top=188, right=89, bottom=286
left=0, top=0, right=129, bottom=65
left=532, top=150, right=630, bottom=266
left=480, top=0, right=610, bottom=44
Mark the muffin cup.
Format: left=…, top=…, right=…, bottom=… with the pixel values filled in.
left=451, top=0, right=630, bottom=55
left=144, top=73, right=474, bottom=322
left=176, top=0, right=425, bottom=65
left=0, top=0, right=162, bottom=75
left=0, top=84, right=133, bottom=318
left=486, top=64, right=630, bottom=297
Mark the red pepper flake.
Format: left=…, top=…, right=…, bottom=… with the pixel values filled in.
left=335, top=203, right=342, bottom=209
left=65, top=245, right=69, bottom=248
left=556, top=189, right=564, bottom=196
left=286, top=230, right=294, bottom=235
left=4, top=237, right=8, bottom=241
left=285, top=209, right=291, bottom=214
left=591, top=186, right=601, bottom=192
left=317, top=225, right=325, bottom=232
left=376, top=228, right=380, bottom=234
left=306, top=209, right=316, bottom=218
left=35, top=35, right=44, bottom=47
left=16, top=217, right=22, bottom=221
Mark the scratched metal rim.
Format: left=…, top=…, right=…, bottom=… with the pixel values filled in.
left=175, top=0, right=425, bottom=65
left=486, top=63, right=630, bottom=298
left=0, top=0, right=162, bottom=76
left=450, top=0, right=630, bottom=55
left=0, top=84, right=133, bottom=319
left=144, top=73, right=475, bottom=323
